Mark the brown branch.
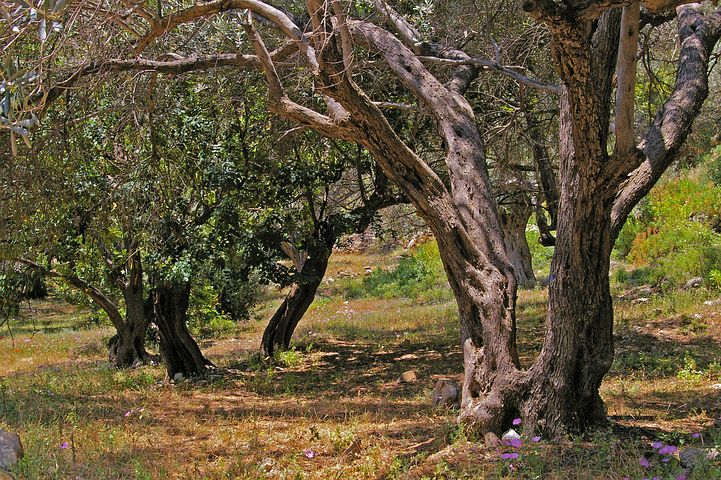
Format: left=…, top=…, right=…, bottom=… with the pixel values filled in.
left=133, top=0, right=318, bottom=72
left=610, top=5, right=721, bottom=237
left=244, top=10, right=353, bottom=141
left=14, top=258, right=124, bottom=330
left=371, top=0, right=477, bottom=94
left=417, top=56, right=561, bottom=94
left=614, top=1, right=641, bottom=156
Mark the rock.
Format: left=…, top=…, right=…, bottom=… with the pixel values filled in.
left=259, top=458, right=275, bottom=472
left=431, top=379, right=460, bottom=408
left=484, top=432, right=501, bottom=447
left=398, top=371, right=418, bottom=383
left=704, top=298, right=721, bottom=306
left=685, top=277, right=704, bottom=289
left=0, top=430, right=23, bottom=470
left=398, top=353, right=419, bottom=361
left=172, top=372, right=185, bottom=383
left=632, top=297, right=650, bottom=304
left=501, top=428, right=521, bottom=444
left=679, top=447, right=719, bottom=469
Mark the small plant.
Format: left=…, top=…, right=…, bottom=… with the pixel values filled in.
left=275, top=348, right=303, bottom=368
left=677, top=353, right=704, bottom=381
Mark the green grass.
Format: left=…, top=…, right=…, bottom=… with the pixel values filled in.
left=3, top=256, right=721, bottom=478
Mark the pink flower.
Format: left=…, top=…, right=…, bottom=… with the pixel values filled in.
left=304, top=449, right=315, bottom=459
left=512, top=418, right=522, bottom=426
left=59, top=442, right=69, bottom=449
left=124, top=410, right=132, bottom=417
left=639, top=457, right=651, bottom=468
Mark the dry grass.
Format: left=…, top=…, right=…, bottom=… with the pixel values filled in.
left=1, top=254, right=721, bottom=478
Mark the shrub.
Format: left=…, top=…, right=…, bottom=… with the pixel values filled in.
left=626, top=173, right=721, bottom=289
left=343, top=240, right=449, bottom=301
left=188, top=283, right=236, bottom=338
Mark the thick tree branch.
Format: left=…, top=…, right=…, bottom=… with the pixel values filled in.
left=614, top=2, right=641, bottom=156
left=15, top=258, right=125, bottom=330
left=371, top=0, right=478, bottom=94
left=611, top=5, right=721, bottom=236
left=244, top=12, right=354, bottom=141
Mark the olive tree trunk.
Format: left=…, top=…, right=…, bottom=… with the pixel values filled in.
left=108, top=249, right=150, bottom=368
left=243, top=1, right=721, bottom=437
left=153, top=282, right=212, bottom=378
left=499, top=202, right=536, bottom=288
left=261, top=243, right=331, bottom=357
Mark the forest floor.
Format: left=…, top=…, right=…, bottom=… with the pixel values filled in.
left=2, top=252, right=721, bottom=479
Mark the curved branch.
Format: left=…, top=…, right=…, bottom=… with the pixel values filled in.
left=134, top=0, right=318, bottom=72
left=610, top=5, right=721, bottom=237
left=14, top=258, right=124, bottom=330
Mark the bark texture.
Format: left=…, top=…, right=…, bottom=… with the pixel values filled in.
left=153, top=282, right=213, bottom=378
left=261, top=238, right=332, bottom=357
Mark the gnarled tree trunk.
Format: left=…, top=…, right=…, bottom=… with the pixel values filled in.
left=108, top=249, right=150, bottom=368
left=153, top=282, right=212, bottom=378
left=261, top=242, right=332, bottom=357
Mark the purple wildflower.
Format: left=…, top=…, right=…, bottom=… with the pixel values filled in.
left=662, top=457, right=670, bottom=463
left=304, top=449, right=315, bottom=459
left=512, top=418, right=522, bottom=426
left=659, top=445, right=678, bottom=455
left=531, top=436, right=541, bottom=443
left=651, top=441, right=663, bottom=449
left=676, top=474, right=688, bottom=480
left=501, top=452, right=519, bottom=460
left=59, top=442, right=69, bottom=449
left=510, top=438, right=522, bottom=448
left=692, top=432, right=702, bottom=439
left=639, top=457, right=651, bottom=468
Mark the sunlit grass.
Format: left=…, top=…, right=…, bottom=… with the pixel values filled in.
left=2, top=258, right=721, bottom=478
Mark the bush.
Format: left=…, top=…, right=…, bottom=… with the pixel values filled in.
left=343, top=240, right=449, bottom=301
left=188, top=283, right=237, bottom=338
left=626, top=172, right=721, bottom=289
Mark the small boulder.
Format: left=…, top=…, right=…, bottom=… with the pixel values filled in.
left=172, top=372, right=185, bottom=383
left=679, top=447, right=720, bottom=469
left=501, top=429, right=521, bottom=444
left=431, top=379, right=460, bottom=409
left=398, top=371, right=418, bottom=383
left=685, top=277, right=704, bottom=289
left=0, top=430, right=23, bottom=470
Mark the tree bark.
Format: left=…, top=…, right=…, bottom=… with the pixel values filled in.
left=499, top=200, right=536, bottom=288
left=153, top=282, right=212, bottom=378
left=261, top=242, right=331, bottom=357
left=108, top=249, right=150, bottom=368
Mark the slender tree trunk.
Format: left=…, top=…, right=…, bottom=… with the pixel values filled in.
left=261, top=243, right=332, bottom=357
left=153, top=283, right=212, bottom=378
